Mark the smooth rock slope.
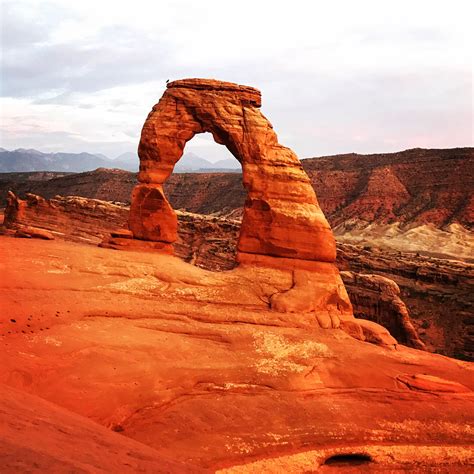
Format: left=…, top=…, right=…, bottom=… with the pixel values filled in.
left=1, top=237, right=473, bottom=471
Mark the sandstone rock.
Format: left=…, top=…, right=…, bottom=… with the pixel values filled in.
left=304, top=147, right=474, bottom=231
left=0, top=384, right=197, bottom=472
left=4, top=192, right=130, bottom=244
left=340, top=271, right=425, bottom=350
left=355, top=318, right=398, bottom=347
left=14, top=225, right=55, bottom=240
left=1, top=237, right=473, bottom=470
left=397, top=374, right=471, bottom=393
left=269, top=268, right=351, bottom=329
left=3, top=193, right=430, bottom=347
left=110, top=228, right=133, bottom=239
left=129, top=183, right=177, bottom=242
left=99, top=237, right=174, bottom=254
left=338, top=242, right=474, bottom=360
left=130, top=78, right=336, bottom=263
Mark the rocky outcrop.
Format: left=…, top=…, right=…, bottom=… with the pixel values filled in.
left=337, top=243, right=474, bottom=361
left=3, top=192, right=428, bottom=350
left=3, top=191, right=129, bottom=244
left=130, top=78, right=336, bottom=265
left=117, top=78, right=360, bottom=329
left=340, top=271, right=425, bottom=350
left=305, top=147, right=474, bottom=230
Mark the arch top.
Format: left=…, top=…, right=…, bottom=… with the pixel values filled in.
left=167, top=78, right=261, bottom=107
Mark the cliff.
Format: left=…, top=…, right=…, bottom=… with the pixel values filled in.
left=304, top=147, right=473, bottom=229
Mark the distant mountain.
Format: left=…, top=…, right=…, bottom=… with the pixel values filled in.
left=212, top=158, right=241, bottom=169
left=174, top=153, right=214, bottom=172
left=0, top=148, right=240, bottom=172
left=0, top=149, right=111, bottom=172
left=112, top=152, right=139, bottom=172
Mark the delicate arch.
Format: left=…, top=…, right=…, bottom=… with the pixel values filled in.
left=129, top=78, right=336, bottom=264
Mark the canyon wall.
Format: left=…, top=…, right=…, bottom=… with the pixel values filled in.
left=305, top=147, right=473, bottom=229
left=2, top=148, right=471, bottom=231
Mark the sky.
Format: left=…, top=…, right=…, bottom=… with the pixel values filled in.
left=0, top=0, right=472, bottom=162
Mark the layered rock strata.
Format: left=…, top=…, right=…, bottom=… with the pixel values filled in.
left=3, top=193, right=423, bottom=348
left=129, top=78, right=336, bottom=264
left=339, top=271, right=425, bottom=350
left=338, top=243, right=474, bottom=361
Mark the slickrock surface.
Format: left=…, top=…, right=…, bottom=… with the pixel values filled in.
left=3, top=192, right=426, bottom=349
left=4, top=192, right=472, bottom=359
left=130, top=78, right=336, bottom=264
left=0, top=384, right=196, bottom=473
left=1, top=236, right=473, bottom=471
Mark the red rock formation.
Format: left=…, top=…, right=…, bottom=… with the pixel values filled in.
left=130, top=78, right=336, bottom=264
left=2, top=148, right=471, bottom=234
left=3, top=192, right=129, bottom=244
left=0, top=384, right=195, bottom=472
left=340, top=271, right=425, bottom=350
left=7, top=192, right=472, bottom=358
left=337, top=242, right=474, bottom=361
left=1, top=236, right=473, bottom=471
left=305, top=147, right=474, bottom=229
left=3, top=193, right=430, bottom=350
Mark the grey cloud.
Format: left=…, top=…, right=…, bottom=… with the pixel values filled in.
left=0, top=1, right=70, bottom=47
left=1, top=6, right=173, bottom=99
left=1, top=1, right=471, bottom=157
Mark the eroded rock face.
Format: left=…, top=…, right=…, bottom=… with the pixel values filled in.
left=340, top=271, right=426, bottom=350
left=130, top=78, right=336, bottom=264
left=3, top=192, right=129, bottom=244
left=3, top=193, right=428, bottom=348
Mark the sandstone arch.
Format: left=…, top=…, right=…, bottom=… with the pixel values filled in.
left=129, top=78, right=336, bottom=265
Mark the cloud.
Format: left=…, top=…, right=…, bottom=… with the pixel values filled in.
left=2, top=24, right=172, bottom=98
left=0, top=0, right=472, bottom=158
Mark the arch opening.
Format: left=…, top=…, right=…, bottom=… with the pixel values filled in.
left=165, top=132, right=245, bottom=272
left=172, top=132, right=241, bottom=174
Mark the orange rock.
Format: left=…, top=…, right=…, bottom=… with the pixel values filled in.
left=397, top=374, right=472, bottom=393
left=129, top=78, right=336, bottom=263
left=129, top=184, right=177, bottom=242
left=14, top=226, right=55, bottom=240
left=1, top=237, right=473, bottom=470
